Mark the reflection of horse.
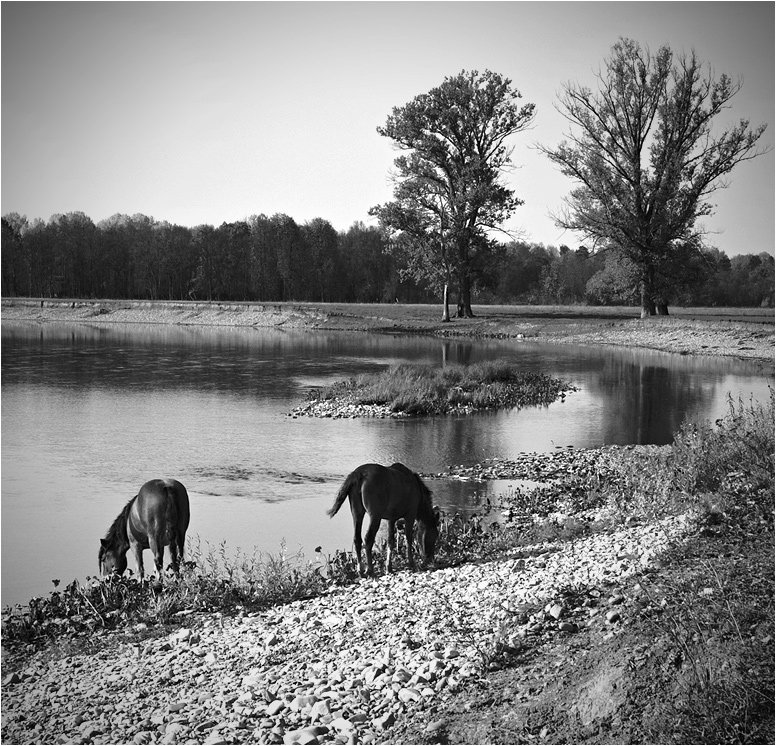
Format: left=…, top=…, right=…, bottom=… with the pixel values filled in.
left=327, top=462, right=438, bottom=576
left=99, top=479, right=190, bottom=578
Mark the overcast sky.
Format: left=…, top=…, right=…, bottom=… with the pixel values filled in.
left=2, top=1, right=774, bottom=256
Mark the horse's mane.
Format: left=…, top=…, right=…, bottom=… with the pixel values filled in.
left=100, top=496, right=134, bottom=556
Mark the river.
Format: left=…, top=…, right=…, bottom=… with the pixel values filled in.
left=1, top=320, right=772, bottom=607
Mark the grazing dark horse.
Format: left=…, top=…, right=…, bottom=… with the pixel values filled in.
left=99, top=478, right=190, bottom=578
left=327, top=462, right=438, bottom=576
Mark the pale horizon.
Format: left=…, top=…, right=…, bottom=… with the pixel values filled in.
left=2, top=1, right=774, bottom=257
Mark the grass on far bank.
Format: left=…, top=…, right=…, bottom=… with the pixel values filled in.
left=306, top=361, right=572, bottom=416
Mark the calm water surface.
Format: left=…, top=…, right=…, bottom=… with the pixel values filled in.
left=2, top=321, right=772, bottom=606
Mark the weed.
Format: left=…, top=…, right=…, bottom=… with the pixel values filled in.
left=437, top=591, right=520, bottom=672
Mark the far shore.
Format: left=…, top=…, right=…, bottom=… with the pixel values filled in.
left=2, top=297, right=774, bottom=363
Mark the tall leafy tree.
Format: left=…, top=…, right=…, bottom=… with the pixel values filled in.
left=1, top=213, right=27, bottom=295
left=248, top=214, right=283, bottom=300
left=540, top=38, right=767, bottom=316
left=371, top=69, right=535, bottom=318
left=338, top=222, right=393, bottom=302
left=191, top=224, right=219, bottom=300
left=302, top=218, right=341, bottom=302
left=49, top=212, right=97, bottom=298
left=270, top=214, right=305, bottom=301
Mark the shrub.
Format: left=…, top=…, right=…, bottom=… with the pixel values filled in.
left=602, top=390, right=774, bottom=520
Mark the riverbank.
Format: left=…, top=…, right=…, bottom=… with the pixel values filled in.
left=0, top=509, right=700, bottom=745
left=2, top=298, right=774, bottom=362
left=2, top=390, right=774, bottom=744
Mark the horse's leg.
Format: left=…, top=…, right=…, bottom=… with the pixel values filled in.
left=350, top=497, right=365, bottom=576
left=364, top=516, right=381, bottom=576
left=169, top=538, right=181, bottom=577
left=386, top=521, right=396, bottom=573
left=404, top=518, right=416, bottom=570
left=148, top=535, right=164, bottom=579
left=133, top=542, right=145, bottom=579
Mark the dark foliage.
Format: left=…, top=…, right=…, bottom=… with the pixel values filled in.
left=1, top=211, right=771, bottom=307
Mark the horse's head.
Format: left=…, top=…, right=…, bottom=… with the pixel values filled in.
left=419, top=507, right=440, bottom=563
left=414, top=477, right=439, bottom=564
left=99, top=539, right=127, bottom=576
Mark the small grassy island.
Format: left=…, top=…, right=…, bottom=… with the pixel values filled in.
left=290, top=361, right=573, bottom=418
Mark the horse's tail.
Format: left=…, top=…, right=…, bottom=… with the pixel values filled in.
left=162, top=482, right=180, bottom=549
left=327, top=470, right=361, bottom=518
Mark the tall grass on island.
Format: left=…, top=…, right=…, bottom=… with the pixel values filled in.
left=2, top=391, right=773, bottom=659
left=306, top=361, right=572, bottom=415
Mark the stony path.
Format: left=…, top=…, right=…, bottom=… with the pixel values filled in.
left=2, top=512, right=696, bottom=745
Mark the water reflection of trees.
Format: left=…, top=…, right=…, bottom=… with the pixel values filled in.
left=3, top=321, right=769, bottom=449
left=590, top=348, right=772, bottom=444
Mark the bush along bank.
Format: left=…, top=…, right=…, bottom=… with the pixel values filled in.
left=289, top=361, right=574, bottom=418
left=1, top=393, right=773, bottom=746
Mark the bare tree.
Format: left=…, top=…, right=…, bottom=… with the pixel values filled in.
left=540, top=38, right=767, bottom=316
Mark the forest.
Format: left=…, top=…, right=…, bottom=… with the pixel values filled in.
left=1, top=210, right=773, bottom=309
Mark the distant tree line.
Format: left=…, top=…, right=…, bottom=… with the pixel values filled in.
left=1, top=210, right=772, bottom=307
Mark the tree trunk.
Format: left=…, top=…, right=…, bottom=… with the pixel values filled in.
left=456, top=273, right=475, bottom=317
left=640, top=295, right=656, bottom=318
left=442, top=283, right=450, bottom=322
left=656, top=303, right=669, bottom=315
left=640, top=266, right=656, bottom=318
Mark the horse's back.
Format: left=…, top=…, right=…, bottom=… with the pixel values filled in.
left=360, top=462, right=420, bottom=520
left=357, top=462, right=412, bottom=482
left=136, top=478, right=190, bottom=534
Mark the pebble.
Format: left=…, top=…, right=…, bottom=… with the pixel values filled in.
left=1, top=511, right=696, bottom=745
left=372, top=712, right=395, bottom=730
left=548, top=604, right=565, bottom=619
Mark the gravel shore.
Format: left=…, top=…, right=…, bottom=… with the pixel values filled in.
left=1, top=509, right=696, bottom=746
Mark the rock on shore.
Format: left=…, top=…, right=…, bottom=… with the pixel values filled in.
left=1, top=511, right=697, bottom=745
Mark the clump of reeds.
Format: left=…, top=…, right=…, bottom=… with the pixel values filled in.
left=313, top=361, right=571, bottom=415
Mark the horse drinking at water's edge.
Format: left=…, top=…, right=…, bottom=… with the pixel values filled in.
left=327, top=463, right=438, bottom=576
left=99, top=478, right=190, bottom=578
